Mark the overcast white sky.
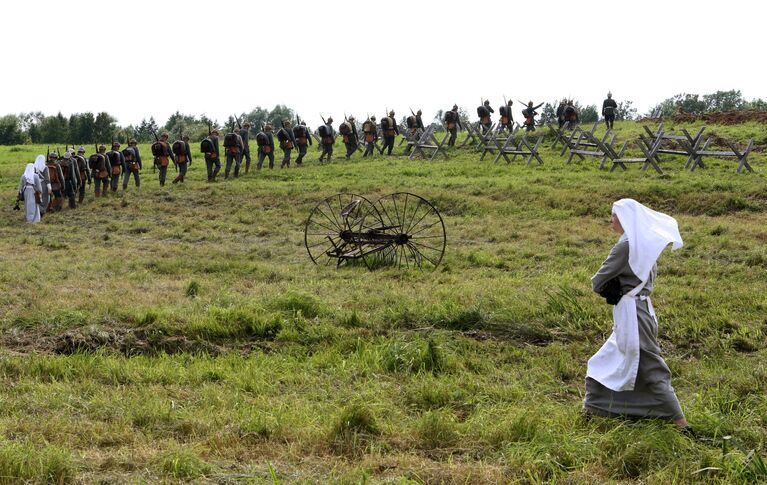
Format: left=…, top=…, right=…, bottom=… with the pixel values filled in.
left=2, top=0, right=764, bottom=128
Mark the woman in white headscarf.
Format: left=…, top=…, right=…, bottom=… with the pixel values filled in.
left=18, top=162, right=43, bottom=223
left=33, top=154, right=51, bottom=217
left=584, top=198, right=688, bottom=428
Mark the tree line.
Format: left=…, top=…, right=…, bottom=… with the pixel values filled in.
left=1, top=90, right=765, bottom=145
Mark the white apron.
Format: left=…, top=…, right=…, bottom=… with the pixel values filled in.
left=586, top=280, right=655, bottom=392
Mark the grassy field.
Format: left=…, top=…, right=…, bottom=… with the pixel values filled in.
left=0, top=120, right=766, bottom=483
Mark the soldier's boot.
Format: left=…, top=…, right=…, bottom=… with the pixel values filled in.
left=234, top=166, right=239, bottom=178
left=172, top=175, right=180, bottom=184
left=69, top=197, right=76, bottom=209
left=78, top=192, right=84, bottom=204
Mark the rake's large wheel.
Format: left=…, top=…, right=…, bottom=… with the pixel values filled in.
left=304, top=193, right=382, bottom=266
left=369, top=192, right=446, bottom=270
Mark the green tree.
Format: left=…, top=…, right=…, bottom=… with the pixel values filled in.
left=93, top=112, right=117, bottom=143
left=703, top=90, right=744, bottom=112
left=580, top=104, right=599, bottom=123
left=615, top=100, right=637, bottom=121
left=38, top=112, right=69, bottom=143
left=0, top=115, right=26, bottom=145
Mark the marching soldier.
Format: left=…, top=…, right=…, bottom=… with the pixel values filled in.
left=122, top=139, right=142, bottom=189
left=74, top=146, right=90, bottom=203
left=202, top=129, right=221, bottom=182
left=477, top=100, right=494, bottom=134
left=564, top=100, right=579, bottom=129
left=106, top=141, right=125, bottom=193
left=602, top=92, right=618, bottom=129
left=379, top=110, right=398, bottom=156
left=256, top=124, right=276, bottom=169
left=46, top=150, right=65, bottom=210
left=318, top=117, right=335, bottom=162
left=277, top=120, right=297, bottom=168
left=172, top=135, right=192, bottom=183
left=499, top=100, right=514, bottom=132
left=444, top=105, right=462, bottom=147
left=89, top=145, right=111, bottom=197
left=59, top=151, right=80, bottom=208
left=556, top=99, right=566, bottom=128
left=522, top=101, right=544, bottom=132
left=241, top=122, right=252, bottom=173
left=293, top=120, right=312, bottom=166
left=362, top=116, right=378, bottom=157
left=223, top=128, right=244, bottom=178
left=340, top=116, right=358, bottom=160
left=152, top=132, right=175, bottom=186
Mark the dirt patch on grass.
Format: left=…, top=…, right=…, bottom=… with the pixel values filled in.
left=1, top=324, right=225, bottom=356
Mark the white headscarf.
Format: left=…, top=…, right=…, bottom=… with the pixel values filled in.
left=23, top=163, right=36, bottom=184
left=612, top=198, right=683, bottom=283
left=33, top=154, right=46, bottom=173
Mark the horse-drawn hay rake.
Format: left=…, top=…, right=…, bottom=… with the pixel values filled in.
left=304, top=192, right=446, bottom=270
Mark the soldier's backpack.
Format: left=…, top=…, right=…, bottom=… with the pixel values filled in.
left=172, top=140, right=186, bottom=156
left=89, top=153, right=106, bottom=172
left=362, top=120, right=375, bottom=133
left=47, top=164, right=60, bottom=188
left=406, top=116, right=416, bottom=129
left=255, top=132, right=269, bottom=146
left=123, top=147, right=135, bottom=161
left=380, top=117, right=391, bottom=130
left=477, top=105, right=490, bottom=118
left=151, top=141, right=169, bottom=157
left=223, top=133, right=238, bottom=148
left=293, top=125, right=307, bottom=138
left=444, top=111, right=457, bottom=123
left=499, top=106, right=508, bottom=118
left=276, top=129, right=289, bottom=143
left=318, top=125, right=330, bottom=138
left=107, top=150, right=121, bottom=165
left=200, top=137, right=214, bottom=153
left=339, top=122, right=351, bottom=135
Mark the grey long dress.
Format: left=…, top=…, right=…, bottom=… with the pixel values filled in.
left=584, top=239, right=685, bottom=421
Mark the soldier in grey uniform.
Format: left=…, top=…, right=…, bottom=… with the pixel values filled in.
left=122, top=139, right=142, bottom=189
left=362, top=116, right=378, bottom=157
left=46, top=151, right=65, bottom=211
left=602, top=92, right=618, bottom=130
left=318, top=117, right=335, bottom=162
left=379, top=110, right=399, bottom=156
left=107, top=141, right=125, bottom=193
left=241, top=122, right=252, bottom=173
left=478, top=100, right=494, bottom=134
left=205, top=129, right=221, bottom=182
left=293, top=121, right=312, bottom=166
left=340, top=116, right=359, bottom=160
left=90, top=145, right=111, bottom=197
left=59, top=151, right=80, bottom=208
left=224, top=128, right=245, bottom=179
left=445, top=105, right=462, bottom=147
left=74, top=146, right=90, bottom=203
left=257, top=125, right=276, bottom=169
left=277, top=120, right=297, bottom=168
left=172, top=135, right=193, bottom=184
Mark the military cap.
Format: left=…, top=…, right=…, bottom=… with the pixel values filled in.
left=327, top=117, right=333, bottom=123
left=265, top=124, right=273, bottom=131
left=452, top=104, right=458, bottom=110
left=112, top=141, right=121, bottom=148
left=159, top=132, right=169, bottom=139
left=607, top=91, right=612, bottom=98
left=211, top=129, right=219, bottom=135
left=370, top=115, right=377, bottom=121
left=62, top=151, right=71, bottom=159
left=128, top=139, right=137, bottom=145
left=98, top=145, right=106, bottom=152
left=388, top=110, right=395, bottom=116
left=416, top=109, right=422, bottom=115
left=243, top=121, right=252, bottom=127
left=348, top=115, right=355, bottom=121
left=77, top=146, right=86, bottom=153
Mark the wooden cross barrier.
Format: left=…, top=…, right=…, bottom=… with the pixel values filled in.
left=480, top=124, right=521, bottom=161
left=559, top=122, right=600, bottom=157
left=492, top=132, right=544, bottom=166
left=460, top=121, right=481, bottom=148
left=693, top=139, right=754, bottom=173
left=408, top=125, right=450, bottom=161
left=566, top=129, right=618, bottom=169
left=610, top=136, right=664, bottom=174
left=640, top=124, right=707, bottom=170
left=547, top=123, right=570, bottom=149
